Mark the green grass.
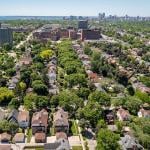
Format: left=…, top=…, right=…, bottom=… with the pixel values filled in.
left=24, top=146, right=44, bottom=150
left=72, top=146, right=83, bottom=150
left=50, top=127, right=55, bottom=136
left=27, top=128, right=32, bottom=143
left=71, top=120, right=79, bottom=135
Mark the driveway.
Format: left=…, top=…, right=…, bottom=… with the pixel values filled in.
left=68, top=136, right=81, bottom=146
left=47, top=136, right=56, bottom=143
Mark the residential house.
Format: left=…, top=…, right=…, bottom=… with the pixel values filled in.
left=7, top=109, right=19, bottom=124
left=119, top=135, right=144, bottom=150
left=138, top=108, right=150, bottom=118
left=13, top=133, right=25, bottom=143
left=44, top=138, right=70, bottom=150
left=31, top=109, right=48, bottom=134
left=0, top=145, right=12, bottom=150
left=87, top=72, right=98, bottom=83
left=50, top=56, right=57, bottom=65
left=18, top=110, right=29, bottom=128
left=19, top=52, right=32, bottom=66
left=35, top=132, right=46, bottom=143
left=108, top=125, right=117, bottom=132
left=53, top=108, right=69, bottom=134
left=79, top=54, right=90, bottom=61
left=0, top=133, right=11, bottom=143
left=8, top=76, right=19, bottom=90
left=106, top=111, right=115, bottom=124
left=132, top=82, right=150, bottom=94
left=49, top=84, right=59, bottom=95
left=56, top=132, right=68, bottom=140
left=117, top=108, right=130, bottom=121
left=48, top=71, right=57, bottom=84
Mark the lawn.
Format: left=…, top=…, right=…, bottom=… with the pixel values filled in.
left=24, top=147, right=44, bottom=150
left=71, top=120, right=79, bottom=135
left=50, top=127, right=55, bottom=136
left=27, top=128, right=32, bottom=143
left=72, top=146, right=83, bottom=150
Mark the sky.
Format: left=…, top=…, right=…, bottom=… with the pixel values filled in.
left=0, top=0, right=150, bottom=16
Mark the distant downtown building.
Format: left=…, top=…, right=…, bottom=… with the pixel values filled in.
left=78, top=20, right=88, bottom=29
left=0, top=26, right=13, bottom=46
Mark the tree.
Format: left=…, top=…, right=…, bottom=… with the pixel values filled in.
left=2, top=43, right=12, bottom=51
left=88, top=91, right=111, bottom=106
left=56, top=90, right=83, bottom=115
left=77, top=101, right=102, bottom=128
left=0, top=87, right=14, bottom=104
left=32, top=80, right=48, bottom=96
left=76, top=87, right=90, bottom=99
left=124, top=97, right=142, bottom=115
left=0, top=77, right=8, bottom=87
left=96, top=129, right=120, bottom=150
left=40, top=49, right=54, bottom=60
left=8, top=98, right=20, bottom=109
left=96, top=119, right=107, bottom=133
left=20, top=68, right=31, bottom=86
left=6, top=68, right=16, bottom=77
left=65, top=73, right=87, bottom=88
left=24, top=93, right=49, bottom=110
left=135, top=90, right=150, bottom=104
left=0, top=120, right=18, bottom=133
left=84, top=45, right=93, bottom=56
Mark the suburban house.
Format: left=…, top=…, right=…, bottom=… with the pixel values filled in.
left=7, top=109, right=19, bottom=124
left=56, top=132, right=68, bottom=140
left=119, top=135, right=144, bottom=150
left=0, top=145, right=12, bottom=150
left=0, top=133, right=11, bottom=143
left=49, top=84, right=59, bottom=95
left=35, top=132, right=46, bottom=143
left=53, top=108, right=69, bottom=134
left=117, top=108, right=130, bottom=121
left=13, top=133, right=25, bottom=143
left=50, top=56, right=57, bottom=65
left=31, top=109, right=48, bottom=134
left=87, top=72, right=98, bottom=83
left=44, top=138, right=70, bottom=150
left=106, top=111, right=115, bottom=124
left=48, top=71, right=57, bottom=84
left=18, top=110, right=29, bottom=128
left=8, top=76, right=19, bottom=90
left=138, top=108, right=150, bottom=118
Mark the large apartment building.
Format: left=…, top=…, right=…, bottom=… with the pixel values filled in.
left=0, top=27, right=13, bottom=46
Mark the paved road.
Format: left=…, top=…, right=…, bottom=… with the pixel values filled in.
left=16, top=32, right=33, bottom=49
left=76, top=120, right=86, bottom=150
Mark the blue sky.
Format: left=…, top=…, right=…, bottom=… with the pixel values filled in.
left=0, top=0, right=150, bottom=16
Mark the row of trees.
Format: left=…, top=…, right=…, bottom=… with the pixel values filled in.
left=57, top=41, right=88, bottom=88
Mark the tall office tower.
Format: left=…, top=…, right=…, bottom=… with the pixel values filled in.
left=78, top=20, right=88, bottom=29
left=0, top=28, right=13, bottom=46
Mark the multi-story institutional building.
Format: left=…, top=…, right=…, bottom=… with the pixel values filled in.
left=78, top=20, right=88, bottom=29
left=0, top=28, right=13, bottom=46
left=80, top=29, right=101, bottom=40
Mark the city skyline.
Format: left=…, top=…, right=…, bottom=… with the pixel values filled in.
left=0, top=0, right=150, bottom=17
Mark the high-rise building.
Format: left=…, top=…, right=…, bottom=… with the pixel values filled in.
left=78, top=20, right=88, bottom=29
left=0, top=28, right=13, bottom=46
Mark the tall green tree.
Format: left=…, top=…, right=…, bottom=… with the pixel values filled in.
left=96, top=129, right=120, bottom=150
